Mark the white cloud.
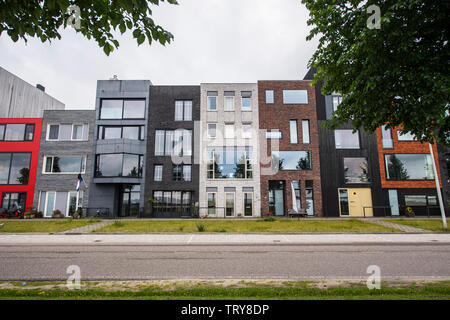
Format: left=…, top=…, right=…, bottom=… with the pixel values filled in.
left=0, top=0, right=318, bottom=110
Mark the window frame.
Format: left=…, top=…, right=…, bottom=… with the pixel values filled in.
left=302, top=120, right=310, bottom=144
left=207, top=96, right=217, bottom=111
left=0, top=152, right=32, bottom=185
left=384, top=153, right=435, bottom=181
left=175, top=100, right=193, bottom=121
left=207, top=148, right=253, bottom=180
left=265, top=90, right=274, bottom=104
left=98, top=125, right=144, bottom=141
left=224, top=96, right=235, bottom=111
left=225, top=192, right=236, bottom=217
left=266, top=130, right=282, bottom=139
left=43, top=155, right=86, bottom=175
left=99, top=98, right=146, bottom=120
left=271, top=151, right=312, bottom=171
left=243, top=192, right=254, bottom=217
left=241, top=96, right=252, bottom=111
left=153, top=164, right=163, bottom=182
left=289, top=120, right=298, bottom=144
left=282, top=90, right=308, bottom=105
left=207, top=123, right=217, bottom=139
left=0, top=123, right=35, bottom=142
left=95, top=153, right=143, bottom=178
left=334, top=129, right=360, bottom=149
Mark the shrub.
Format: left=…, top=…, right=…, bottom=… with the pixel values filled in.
left=196, top=223, right=206, bottom=232
left=264, top=216, right=276, bottom=222
left=52, top=210, right=64, bottom=219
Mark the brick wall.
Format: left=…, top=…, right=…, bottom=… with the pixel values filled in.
left=376, top=126, right=442, bottom=189
left=258, top=81, right=322, bottom=216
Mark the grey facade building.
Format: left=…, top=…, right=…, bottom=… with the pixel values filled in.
left=88, top=79, right=151, bottom=217
left=199, top=83, right=261, bottom=218
left=144, top=86, right=200, bottom=217
left=0, top=66, right=65, bottom=117
left=34, top=110, right=95, bottom=217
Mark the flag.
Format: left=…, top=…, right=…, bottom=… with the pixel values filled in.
left=76, top=174, right=84, bottom=191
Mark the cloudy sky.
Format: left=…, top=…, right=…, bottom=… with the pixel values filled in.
left=0, top=0, right=319, bottom=110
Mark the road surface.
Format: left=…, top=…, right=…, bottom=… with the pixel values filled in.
left=1, top=242, right=449, bottom=281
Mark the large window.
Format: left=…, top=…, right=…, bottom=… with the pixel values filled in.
left=224, top=96, right=234, bottom=111
left=95, top=153, right=143, bottom=178
left=44, top=156, right=86, bottom=174
left=0, top=153, right=31, bottom=185
left=207, top=192, right=216, bottom=216
left=302, top=120, right=310, bottom=144
left=332, top=95, right=342, bottom=112
left=154, top=165, right=163, bottom=182
left=98, top=125, right=144, bottom=140
left=152, top=191, right=192, bottom=214
left=343, top=158, right=369, bottom=183
left=207, top=148, right=252, bottom=179
left=282, top=90, right=308, bottom=104
left=289, top=120, right=298, bottom=144
left=207, top=92, right=217, bottom=111
left=397, top=131, right=417, bottom=141
left=265, top=90, right=274, bottom=104
left=225, top=193, right=235, bottom=216
left=384, top=154, right=434, bottom=180
left=47, top=124, right=89, bottom=141
left=335, top=130, right=360, bottom=149
left=271, top=151, right=312, bottom=171
left=225, top=124, right=234, bottom=139
left=173, top=165, right=191, bottom=181
left=266, top=130, right=282, bottom=139
left=305, top=180, right=314, bottom=216
left=0, top=124, right=34, bottom=141
left=381, top=125, right=393, bottom=148
left=154, top=129, right=192, bottom=156
left=1, top=192, right=26, bottom=211
left=175, top=100, right=193, bottom=121
left=100, top=99, right=145, bottom=119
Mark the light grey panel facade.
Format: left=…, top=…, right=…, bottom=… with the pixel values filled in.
left=33, top=110, right=95, bottom=216
left=199, top=83, right=261, bottom=217
left=0, top=67, right=65, bottom=117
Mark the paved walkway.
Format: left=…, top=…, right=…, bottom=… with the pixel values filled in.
left=1, top=233, right=449, bottom=245
left=360, top=219, right=430, bottom=233
left=58, top=220, right=114, bottom=234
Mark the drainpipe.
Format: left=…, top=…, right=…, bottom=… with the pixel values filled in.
left=429, top=143, right=447, bottom=230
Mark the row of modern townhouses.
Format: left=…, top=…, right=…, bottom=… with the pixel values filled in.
left=1, top=66, right=449, bottom=218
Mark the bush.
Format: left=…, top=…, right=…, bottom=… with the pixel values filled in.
left=196, top=223, right=206, bottom=232
left=264, top=216, right=276, bottom=222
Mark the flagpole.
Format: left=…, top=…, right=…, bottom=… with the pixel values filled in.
left=429, top=143, right=447, bottom=230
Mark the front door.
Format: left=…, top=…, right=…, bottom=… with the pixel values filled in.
left=119, top=185, right=140, bottom=217
left=339, top=188, right=373, bottom=217
left=269, top=181, right=285, bottom=216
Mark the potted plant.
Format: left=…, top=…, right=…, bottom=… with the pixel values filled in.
left=405, top=206, right=415, bottom=217
left=237, top=213, right=242, bottom=218
left=52, top=209, right=64, bottom=219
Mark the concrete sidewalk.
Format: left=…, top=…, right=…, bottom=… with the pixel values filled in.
left=0, top=233, right=449, bottom=246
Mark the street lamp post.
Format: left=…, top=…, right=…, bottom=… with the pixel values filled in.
left=429, top=143, right=447, bottom=230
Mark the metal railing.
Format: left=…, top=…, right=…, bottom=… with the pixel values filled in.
left=86, top=207, right=111, bottom=218
left=362, top=206, right=392, bottom=218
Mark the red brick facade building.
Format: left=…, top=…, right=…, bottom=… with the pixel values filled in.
left=258, top=81, right=322, bottom=216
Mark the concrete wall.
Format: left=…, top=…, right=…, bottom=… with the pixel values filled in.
left=33, top=110, right=95, bottom=216
left=0, top=67, right=65, bottom=117
left=88, top=79, right=151, bottom=216
left=199, top=83, right=261, bottom=217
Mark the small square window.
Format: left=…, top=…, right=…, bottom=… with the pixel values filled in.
left=208, top=124, right=217, bottom=138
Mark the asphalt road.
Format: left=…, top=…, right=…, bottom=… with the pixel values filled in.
left=1, top=243, right=449, bottom=281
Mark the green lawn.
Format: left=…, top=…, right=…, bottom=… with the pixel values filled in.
left=383, top=219, right=449, bottom=232
left=0, top=219, right=99, bottom=233
left=95, top=219, right=400, bottom=233
left=0, top=280, right=448, bottom=300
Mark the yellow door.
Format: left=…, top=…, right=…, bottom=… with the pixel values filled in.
left=339, top=188, right=373, bottom=217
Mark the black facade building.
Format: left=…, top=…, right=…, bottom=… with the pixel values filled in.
left=304, top=68, right=386, bottom=217
left=145, top=86, right=200, bottom=217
